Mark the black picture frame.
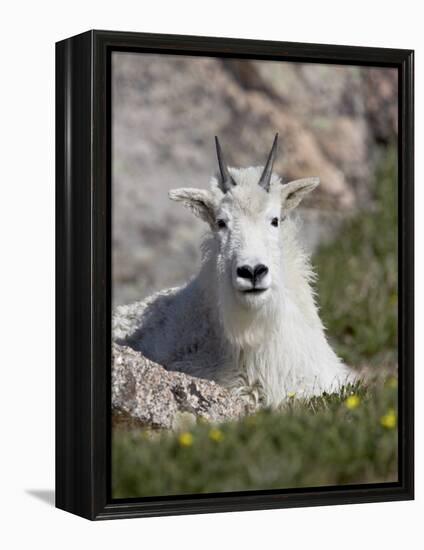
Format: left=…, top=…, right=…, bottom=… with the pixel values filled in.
left=56, top=29, right=414, bottom=520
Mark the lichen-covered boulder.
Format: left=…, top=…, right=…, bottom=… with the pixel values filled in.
left=112, top=342, right=248, bottom=431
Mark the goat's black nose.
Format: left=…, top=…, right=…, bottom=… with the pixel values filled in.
left=254, top=264, right=269, bottom=282
left=237, top=264, right=269, bottom=284
left=237, top=265, right=254, bottom=281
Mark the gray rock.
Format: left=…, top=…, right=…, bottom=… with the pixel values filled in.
left=112, top=342, right=248, bottom=431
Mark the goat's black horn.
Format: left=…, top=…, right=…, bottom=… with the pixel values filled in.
left=215, top=136, right=236, bottom=192
left=258, top=133, right=279, bottom=192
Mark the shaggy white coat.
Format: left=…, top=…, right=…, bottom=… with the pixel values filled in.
left=118, top=167, right=355, bottom=407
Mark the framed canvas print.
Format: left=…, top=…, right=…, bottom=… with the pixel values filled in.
left=56, top=30, right=414, bottom=520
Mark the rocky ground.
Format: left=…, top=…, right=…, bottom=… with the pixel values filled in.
left=112, top=343, right=248, bottom=431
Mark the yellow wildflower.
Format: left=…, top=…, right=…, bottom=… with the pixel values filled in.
left=380, top=409, right=397, bottom=429
left=178, top=431, right=193, bottom=447
left=287, top=392, right=296, bottom=399
left=345, top=395, right=360, bottom=410
left=209, top=428, right=224, bottom=443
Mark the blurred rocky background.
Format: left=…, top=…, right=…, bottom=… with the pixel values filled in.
left=112, top=52, right=397, bottom=307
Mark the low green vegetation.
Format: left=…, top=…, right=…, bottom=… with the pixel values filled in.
left=113, top=379, right=398, bottom=498
left=112, top=148, right=399, bottom=498
left=314, top=147, right=398, bottom=367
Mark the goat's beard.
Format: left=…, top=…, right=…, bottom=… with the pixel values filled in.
left=200, top=236, right=283, bottom=348
left=217, top=276, right=282, bottom=348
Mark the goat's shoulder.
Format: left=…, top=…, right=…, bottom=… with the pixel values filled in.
left=113, top=279, right=219, bottom=365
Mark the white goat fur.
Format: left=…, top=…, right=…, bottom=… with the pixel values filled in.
left=117, top=166, right=355, bottom=407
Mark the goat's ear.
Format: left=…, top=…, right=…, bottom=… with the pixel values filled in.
left=169, top=188, right=215, bottom=226
left=281, top=177, right=319, bottom=213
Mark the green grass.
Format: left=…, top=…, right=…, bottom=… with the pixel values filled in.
left=113, top=379, right=398, bottom=498
left=314, top=146, right=398, bottom=367
left=112, top=147, right=399, bottom=498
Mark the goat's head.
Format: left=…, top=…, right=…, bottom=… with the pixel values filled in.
left=169, top=134, right=319, bottom=313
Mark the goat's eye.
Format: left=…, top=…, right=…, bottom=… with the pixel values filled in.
left=271, top=217, right=279, bottom=227
left=217, top=219, right=227, bottom=229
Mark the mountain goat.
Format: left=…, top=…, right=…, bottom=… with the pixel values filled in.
left=116, top=134, right=355, bottom=407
